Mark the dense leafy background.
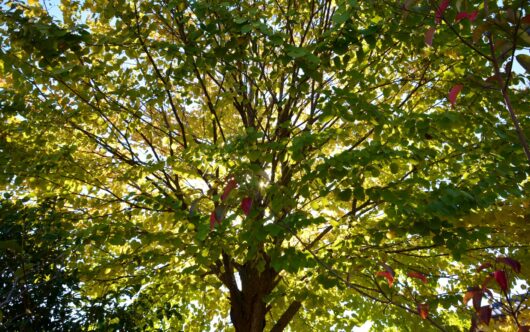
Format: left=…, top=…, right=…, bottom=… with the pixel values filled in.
left=1, top=0, right=529, bottom=331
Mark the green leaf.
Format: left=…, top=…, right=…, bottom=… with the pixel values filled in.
left=332, top=10, right=350, bottom=25
left=286, top=45, right=307, bottom=58
left=0, top=240, right=22, bottom=252
left=516, top=54, right=530, bottom=73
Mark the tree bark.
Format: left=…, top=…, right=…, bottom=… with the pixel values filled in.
left=218, top=252, right=282, bottom=332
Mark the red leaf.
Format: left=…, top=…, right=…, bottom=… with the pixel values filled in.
left=496, top=257, right=521, bottom=273
left=482, top=274, right=493, bottom=290
left=521, top=14, right=530, bottom=24
left=519, top=326, right=530, bottom=332
left=463, top=287, right=478, bottom=304
left=493, top=270, right=508, bottom=291
left=376, top=271, right=394, bottom=287
left=472, top=291, right=483, bottom=312
left=455, top=10, right=478, bottom=22
left=468, top=10, right=478, bottom=22
left=215, top=206, right=225, bottom=223
left=210, top=206, right=226, bottom=230
left=221, top=178, right=237, bottom=201
left=408, top=271, right=427, bottom=283
left=448, top=84, right=463, bottom=106
left=485, top=75, right=497, bottom=83
left=425, top=27, right=435, bottom=46
left=435, top=0, right=450, bottom=24
left=478, top=306, right=492, bottom=325
left=417, top=303, right=429, bottom=319
left=382, top=263, right=395, bottom=277
left=241, top=197, right=252, bottom=215
left=455, top=12, right=468, bottom=22
left=477, top=262, right=492, bottom=272
left=463, top=287, right=482, bottom=310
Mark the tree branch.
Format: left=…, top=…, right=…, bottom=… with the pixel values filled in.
left=270, top=300, right=302, bottom=332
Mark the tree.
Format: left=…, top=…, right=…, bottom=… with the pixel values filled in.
left=0, top=197, right=82, bottom=331
left=1, top=0, right=529, bottom=330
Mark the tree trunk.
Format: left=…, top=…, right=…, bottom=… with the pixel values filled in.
left=230, top=289, right=268, bottom=332
left=218, top=252, right=280, bottom=332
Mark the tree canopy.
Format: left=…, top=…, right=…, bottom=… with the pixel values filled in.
left=1, top=0, right=530, bottom=331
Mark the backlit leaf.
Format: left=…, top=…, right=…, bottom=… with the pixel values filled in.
left=221, top=178, right=237, bottom=201
left=478, top=306, right=492, bottom=325
left=493, top=270, right=508, bottom=291
left=241, top=197, right=252, bottom=216
left=448, top=84, right=463, bottom=107
left=425, top=27, right=435, bottom=46
left=435, top=0, right=450, bottom=24
left=417, top=303, right=429, bottom=319
left=496, top=257, right=521, bottom=273
left=376, top=271, right=394, bottom=287
left=407, top=271, right=427, bottom=283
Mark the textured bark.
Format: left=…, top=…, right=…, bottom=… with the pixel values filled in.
left=218, top=252, right=280, bottom=332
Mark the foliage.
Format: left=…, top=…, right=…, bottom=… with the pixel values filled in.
left=463, top=256, right=530, bottom=331
left=1, top=0, right=530, bottom=331
left=0, top=197, right=81, bottom=330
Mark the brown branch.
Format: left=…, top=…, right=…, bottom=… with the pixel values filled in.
left=270, top=300, right=302, bottom=332
left=132, top=4, right=188, bottom=148
left=307, top=226, right=333, bottom=250
left=486, top=32, right=530, bottom=163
